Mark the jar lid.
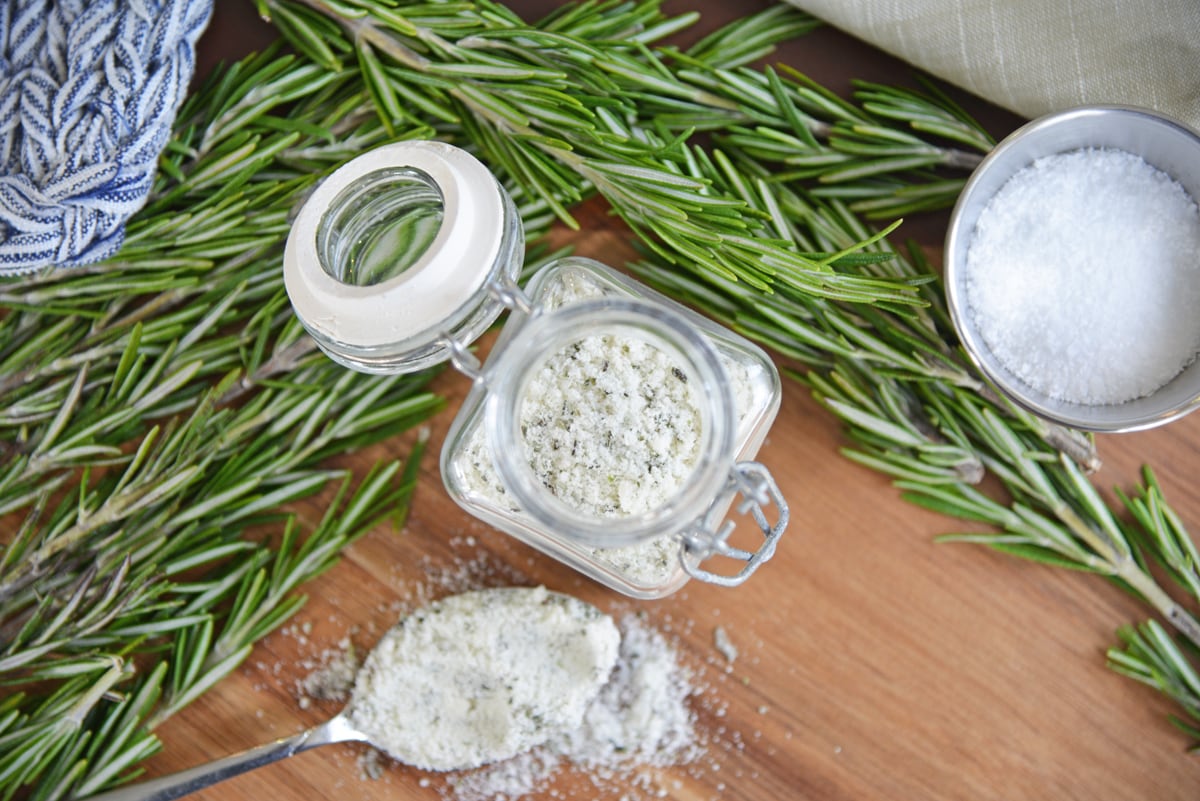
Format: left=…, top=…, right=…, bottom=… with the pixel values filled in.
left=283, top=141, right=510, bottom=368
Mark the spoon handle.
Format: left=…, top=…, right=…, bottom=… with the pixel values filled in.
left=81, top=715, right=367, bottom=801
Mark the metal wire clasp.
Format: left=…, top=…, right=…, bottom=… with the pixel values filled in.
left=487, top=271, right=537, bottom=316
left=679, top=461, right=789, bottom=587
left=442, top=273, right=541, bottom=385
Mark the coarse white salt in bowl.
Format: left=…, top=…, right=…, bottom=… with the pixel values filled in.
left=945, top=106, right=1200, bottom=432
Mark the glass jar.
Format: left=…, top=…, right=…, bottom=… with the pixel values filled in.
left=284, top=141, right=789, bottom=598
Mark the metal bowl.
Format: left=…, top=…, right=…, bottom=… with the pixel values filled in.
left=944, top=105, right=1200, bottom=432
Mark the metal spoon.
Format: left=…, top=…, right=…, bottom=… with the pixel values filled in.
left=82, top=712, right=368, bottom=801
left=84, top=587, right=619, bottom=801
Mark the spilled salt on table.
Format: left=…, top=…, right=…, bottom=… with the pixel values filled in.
left=963, top=147, right=1200, bottom=405
left=713, top=625, right=738, bottom=665
left=445, top=612, right=702, bottom=801
left=294, top=638, right=358, bottom=709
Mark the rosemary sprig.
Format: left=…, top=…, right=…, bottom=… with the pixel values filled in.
left=0, top=46, right=443, bottom=799
left=278, top=0, right=1200, bottom=747
left=627, top=140, right=1200, bottom=746
left=570, top=12, right=995, bottom=220
left=1, top=1, right=1197, bottom=795
left=268, top=0, right=925, bottom=304
left=648, top=66, right=993, bottom=218
left=1109, top=620, right=1200, bottom=747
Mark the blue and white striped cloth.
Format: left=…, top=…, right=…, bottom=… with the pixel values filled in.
left=0, top=0, right=211, bottom=275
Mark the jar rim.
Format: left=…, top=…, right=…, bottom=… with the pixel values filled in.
left=484, top=297, right=736, bottom=547
left=283, top=141, right=514, bottom=370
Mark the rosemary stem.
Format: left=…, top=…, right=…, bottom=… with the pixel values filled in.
left=939, top=149, right=985, bottom=170
left=342, top=9, right=433, bottom=70
left=220, top=338, right=318, bottom=405
left=1053, top=501, right=1200, bottom=648
left=60, top=658, right=131, bottom=731
left=1040, top=426, right=1101, bottom=474
left=975, top=381, right=1100, bottom=472
left=1117, top=563, right=1200, bottom=649
left=0, top=469, right=197, bottom=600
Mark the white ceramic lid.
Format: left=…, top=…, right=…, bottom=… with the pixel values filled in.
left=283, top=141, right=505, bottom=351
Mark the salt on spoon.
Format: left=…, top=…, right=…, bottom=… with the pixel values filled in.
left=82, top=587, right=620, bottom=801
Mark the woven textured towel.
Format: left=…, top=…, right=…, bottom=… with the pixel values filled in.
left=784, top=0, right=1200, bottom=133
left=0, top=0, right=212, bottom=275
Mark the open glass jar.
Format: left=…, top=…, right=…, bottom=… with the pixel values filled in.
left=284, top=141, right=788, bottom=598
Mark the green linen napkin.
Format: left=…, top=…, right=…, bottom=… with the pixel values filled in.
left=784, top=0, right=1200, bottom=131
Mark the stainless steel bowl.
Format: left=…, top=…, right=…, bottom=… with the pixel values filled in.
left=944, top=105, right=1200, bottom=432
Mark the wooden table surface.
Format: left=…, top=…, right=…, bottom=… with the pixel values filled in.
left=151, top=2, right=1200, bottom=799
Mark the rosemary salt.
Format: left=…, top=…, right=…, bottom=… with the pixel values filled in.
left=346, top=586, right=619, bottom=771
left=518, top=330, right=703, bottom=518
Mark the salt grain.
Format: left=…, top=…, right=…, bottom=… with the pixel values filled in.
left=296, top=640, right=359, bottom=705
left=712, top=626, right=738, bottom=664
left=358, top=749, right=386, bottom=781
left=964, top=147, right=1200, bottom=405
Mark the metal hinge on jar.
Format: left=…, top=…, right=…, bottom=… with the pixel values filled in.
left=679, top=462, right=789, bottom=587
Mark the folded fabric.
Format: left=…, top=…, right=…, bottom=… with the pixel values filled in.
left=783, top=0, right=1200, bottom=133
left=0, top=0, right=212, bottom=275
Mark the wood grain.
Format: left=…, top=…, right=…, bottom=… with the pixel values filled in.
left=143, top=2, right=1200, bottom=799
